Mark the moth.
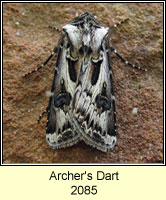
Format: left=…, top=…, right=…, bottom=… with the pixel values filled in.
left=24, top=12, right=146, bottom=152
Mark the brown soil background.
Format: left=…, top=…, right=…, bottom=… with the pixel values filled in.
left=3, top=3, right=163, bottom=163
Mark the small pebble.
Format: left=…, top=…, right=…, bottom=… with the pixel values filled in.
left=132, top=107, right=138, bottom=115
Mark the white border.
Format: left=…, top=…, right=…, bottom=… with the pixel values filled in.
left=1, top=1, right=165, bottom=166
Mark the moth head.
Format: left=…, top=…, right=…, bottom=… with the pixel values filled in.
left=63, top=23, right=109, bottom=50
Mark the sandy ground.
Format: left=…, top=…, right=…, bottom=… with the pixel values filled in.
left=3, top=3, right=163, bottom=163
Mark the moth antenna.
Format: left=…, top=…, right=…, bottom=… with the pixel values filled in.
left=110, top=47, right=147, bottom=72
left=109, top=18, right=129, bottom=31
left=48, top=25, right=62, bottom=32
left=23, top=46, right=58, bottom=77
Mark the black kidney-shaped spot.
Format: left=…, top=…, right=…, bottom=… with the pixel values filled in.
left=54, top=92, right=71, bottom=108
left=96, top=95, right=111, bottom=111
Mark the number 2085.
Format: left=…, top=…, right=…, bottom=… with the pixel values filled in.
left=71, top=185, right=97, bottom=195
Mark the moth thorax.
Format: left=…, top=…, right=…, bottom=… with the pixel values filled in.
left=83, top=32, right=91, bottom=47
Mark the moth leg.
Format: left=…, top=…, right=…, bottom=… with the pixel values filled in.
left=37, top=108, right=47, bottom=124
left=109, top=18, right=129, bottom=31
left=110, top=47, right=147, bottom=71
left=23, top=46, right=58, bottom=77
